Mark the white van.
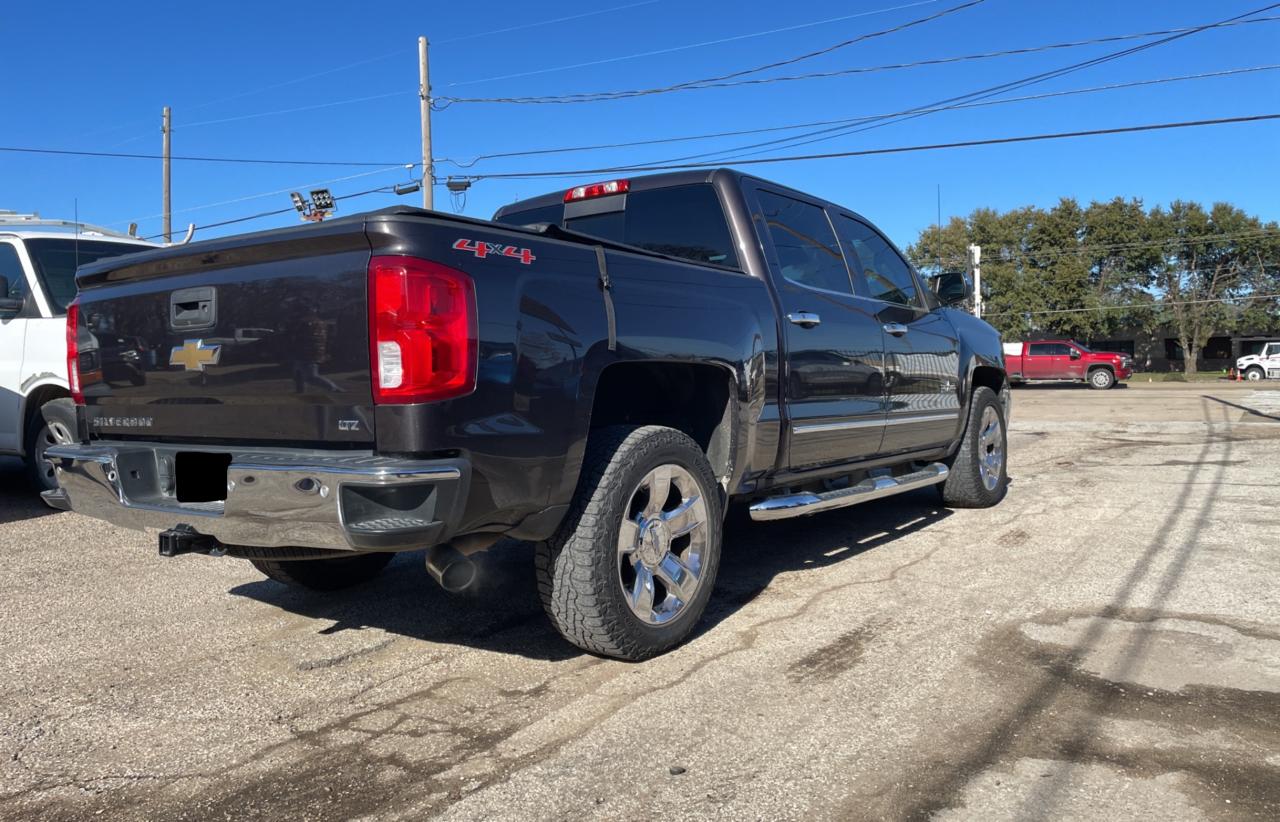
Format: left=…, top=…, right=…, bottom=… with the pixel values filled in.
left=0, top=212, right=156, bottom=490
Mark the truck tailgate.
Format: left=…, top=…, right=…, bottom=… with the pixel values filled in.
left=73, top=221, right=374, bottom=445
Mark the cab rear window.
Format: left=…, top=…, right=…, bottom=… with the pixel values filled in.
left=495, top=184, right=738, bottom=269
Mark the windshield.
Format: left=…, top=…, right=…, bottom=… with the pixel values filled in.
left=1071, top=340, right=1092, bottom=353
left=23, top=238, right=149, bottom=313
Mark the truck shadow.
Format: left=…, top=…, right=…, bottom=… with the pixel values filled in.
left=0, top=457, right=58, bottom=524
left=227, top=489, right=951, bottom=662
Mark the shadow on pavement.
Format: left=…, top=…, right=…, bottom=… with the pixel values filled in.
left=0, top=457, right=57, bottom=525
left=893, top=396, right=1250, bottom=820
left=1201, top=393, right=1280, bottom=421
left=1011, top=382, right=1130, bottom=390
left=229, top=488, right=953, bottom=662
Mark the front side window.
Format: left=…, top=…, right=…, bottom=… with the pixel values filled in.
left=0, top=243, right=27, bottom=303
left=756, top=189, right=851, bottom=294
left=23, top=239, right=148, bottom=313
left=837, top=217, right=920, bottom=308
left=1265, top=343, right=1280, bottom=357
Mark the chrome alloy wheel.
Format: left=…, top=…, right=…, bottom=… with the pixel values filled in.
left=617, top=464, right=709, bottom=625
left=34, top=419, right=74, bottom=491
left=977, top=405, right=1004, bottom=492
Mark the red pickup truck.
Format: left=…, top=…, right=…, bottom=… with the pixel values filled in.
left=1004, top=340, right=1133, bottom=389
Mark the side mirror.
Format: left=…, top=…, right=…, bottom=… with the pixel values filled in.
left=1069, top=349, right=1082, bottom=360
left=927, top=270, right=973, bottom=307
left=0, top=275, right=24, bottom=317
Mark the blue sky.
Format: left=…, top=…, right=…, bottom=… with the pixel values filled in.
left=5, top=0, right=1279, bottom=247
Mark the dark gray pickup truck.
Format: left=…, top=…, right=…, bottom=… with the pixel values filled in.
left=46, top=168, right=1009, bottom=660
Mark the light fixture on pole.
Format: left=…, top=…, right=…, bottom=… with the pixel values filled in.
left=288, top=190, right=335, bottom=222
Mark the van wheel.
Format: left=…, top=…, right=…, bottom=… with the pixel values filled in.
left=250, top=552, right=394, bottom=591
left=1088, top=368, right=1115, bottom=390
left=940, top=386, right=1008, bottom=508
left=536, top=425, right=723, bottom=661
left=25, top=400, right=76, bottom=493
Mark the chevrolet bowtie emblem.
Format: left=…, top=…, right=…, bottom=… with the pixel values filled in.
left=169, top=339, right=221, bottom=372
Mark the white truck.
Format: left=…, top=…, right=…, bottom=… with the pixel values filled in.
left=1236, top=342, right=1280, bottom=381
left=0, top=212, right=156, bottom=490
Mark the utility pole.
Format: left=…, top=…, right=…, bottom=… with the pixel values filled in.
left=967, top=243, right=983, bottom=319
left=161, top=106, right=172, bottom=243
left=418, top=36, right=433, bottom=211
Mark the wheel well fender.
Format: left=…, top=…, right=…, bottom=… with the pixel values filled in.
left=18, top=383, right=70, bottom=457
left=584, top=360, right=738, bottom=493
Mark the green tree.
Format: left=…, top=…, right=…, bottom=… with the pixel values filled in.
left=907, top=197, right=1280, bottom=371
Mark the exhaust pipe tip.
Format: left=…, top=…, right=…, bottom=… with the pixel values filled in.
left=425, top=544, right=477, bottom=593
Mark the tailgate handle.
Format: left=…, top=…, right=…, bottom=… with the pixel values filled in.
left=170, top=286, right=216, bottom=331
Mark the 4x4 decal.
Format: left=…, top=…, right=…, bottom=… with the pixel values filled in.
left=453, top=238, right=536, bottom=265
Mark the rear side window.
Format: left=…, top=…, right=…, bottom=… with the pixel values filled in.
left=619, top=185, right=737, bottom=266
left=24, top=239, right=146, bottom=313
left=495, top=203, right=563, bottom=227
left=837, top=217, right=920, bottom=308
left=494, top=184, right=738, bottom=268
left=756, top=190, right=851, bottom=295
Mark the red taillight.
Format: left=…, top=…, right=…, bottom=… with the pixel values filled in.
left=66, top=301, right=84, bottom=405
left=368, top=255, right=477, bottom=405
left=564, top=179, right=629, bottom=202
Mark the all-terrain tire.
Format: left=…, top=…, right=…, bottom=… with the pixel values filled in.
left=250, top=552, right=394, bottom=591
left=1088, top=367, right=1116, bottom=390
left=535, top=425, right=723, bottom=661
left=940, top=386, right=1008, bottom=509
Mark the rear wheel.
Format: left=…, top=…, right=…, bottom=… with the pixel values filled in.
left=940, top=386, right=1007, bottom=508
left=1246, top=366, right=1265, bottom=382
left=25, top=400, right=76, bottom=493
left=250, top=552, right=394, bottom=591
left=536, top=425, right=722, bottom=661
left=1088, top=368, right=1115, bottom=390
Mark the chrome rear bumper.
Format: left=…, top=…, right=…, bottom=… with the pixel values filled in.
left=43, top=442, right=467, bottom=552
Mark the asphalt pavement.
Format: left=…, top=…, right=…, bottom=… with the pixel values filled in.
left=1, top=380, right=1277, bottom=821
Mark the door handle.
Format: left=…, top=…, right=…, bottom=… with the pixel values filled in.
left=787, top=312, right=821, bottom=329
left=883, top=322, right=908, bottom=337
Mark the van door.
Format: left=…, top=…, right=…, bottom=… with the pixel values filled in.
left=749, top=186, right=886, bottom=469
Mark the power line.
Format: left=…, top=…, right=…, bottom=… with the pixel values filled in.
left=439, top=17, right=1280, bottom=105
left=140, top=183, right=410, bottom=240
left=677, top=2, right=1280, bottom=167
left=441, top=0, right=944, bottom=88
left=984, top=293, right=1280, bottom=318
left=0, top=145, right=411, bottom=167
left=436, top=0, right=985, bottom=109
left=107, top=166, right=411, bottom=228
left=75, top=2, right=665, bottom=141
left=435, top=65, right=1280, bottom=168
left=436, top=1, right=662, bottom=44
left=463, top=113, right=1280, bottom=181
left=984, top=229, right=1280, bottom=265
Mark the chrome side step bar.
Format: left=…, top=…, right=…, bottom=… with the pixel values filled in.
left=748, top=463, right=949, bottom=522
